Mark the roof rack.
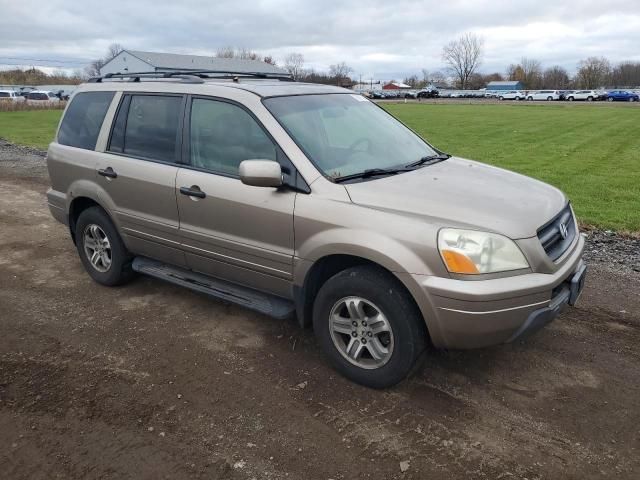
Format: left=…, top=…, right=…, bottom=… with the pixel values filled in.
left=88, top=70, right=295, bottom=84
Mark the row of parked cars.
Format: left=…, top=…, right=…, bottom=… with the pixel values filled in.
left=363, top=88, right=640, bottom=102
left=0, top=89, right=68, bottom=104
left=492, top=89, right=640, bottom=102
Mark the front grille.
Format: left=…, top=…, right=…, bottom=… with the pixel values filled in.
left=537, top=204, right=576, bottom=261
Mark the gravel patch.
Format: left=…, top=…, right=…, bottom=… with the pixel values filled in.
left=583, top=230, right=640, bottom=275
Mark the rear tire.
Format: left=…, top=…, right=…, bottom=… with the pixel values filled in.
left=568, top=97, right=574, bottom=101
left=75, top=206, right=134, bottom=286
left=313, top=265, right=427, bottom=388
left=547, top=96, right=553, bottom=101
left=527, top=96, right=533, bottom=101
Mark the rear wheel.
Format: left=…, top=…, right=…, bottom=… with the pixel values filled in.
left=587, top=96, right=593, bottom=101
left=547, top=96, right=553, bottom=101
left=629, top=97, right=635, bottom=102
left=75, top=206, right=134, bottom=286
left=568, top=97, right=574, bottom=101
left=527, top=96, right=533, bottom=101
left=498, top=96, right=504, bottom=101
left=313, top=265, right=427, bottom=388
left=608, top=97, right=614, bottom=102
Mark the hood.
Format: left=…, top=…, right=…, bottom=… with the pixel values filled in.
left=343, top=157, right=567, bottom=239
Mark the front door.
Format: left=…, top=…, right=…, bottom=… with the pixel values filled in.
left=176, top=96, right=296, bottom=297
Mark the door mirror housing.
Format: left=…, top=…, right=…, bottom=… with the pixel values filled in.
left=239, top=160, right=283, bottom=188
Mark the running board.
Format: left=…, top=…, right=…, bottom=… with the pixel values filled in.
left=132, top=257, right=295, bottom=320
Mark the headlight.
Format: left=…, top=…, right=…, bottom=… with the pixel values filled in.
left=438, top=228, right=529, bottom=274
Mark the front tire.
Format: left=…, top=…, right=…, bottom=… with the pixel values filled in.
left=75, top=206, right=134, bottom=286
left=313, top=266, right=427, bottom=388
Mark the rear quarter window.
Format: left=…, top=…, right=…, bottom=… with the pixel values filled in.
left=58, top=91, right=115, bottom=150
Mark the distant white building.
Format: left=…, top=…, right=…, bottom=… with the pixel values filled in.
left=99, top=49, right=287, bottom=76
left=352, top=82, right=382, bottom=92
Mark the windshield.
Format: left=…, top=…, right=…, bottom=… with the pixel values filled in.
left=263, top=94, right=437, bottom=179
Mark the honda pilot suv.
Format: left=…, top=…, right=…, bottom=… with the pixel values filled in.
left=47, top=70, right=586, bottom=388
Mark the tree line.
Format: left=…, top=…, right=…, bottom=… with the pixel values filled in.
left=433, top=33, right=640, bottom=90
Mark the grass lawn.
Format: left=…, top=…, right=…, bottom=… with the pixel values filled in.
left=0, top=110, right=62, bottom=150
left=385, top=103, right=640, bottom=232
left=0, top=104, right=638, bottom=231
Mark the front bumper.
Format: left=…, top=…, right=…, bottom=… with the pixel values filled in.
left=409, top=233, right=586, bottom=349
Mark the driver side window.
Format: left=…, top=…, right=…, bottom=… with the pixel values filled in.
left=189, top=98, right=277, bottom=176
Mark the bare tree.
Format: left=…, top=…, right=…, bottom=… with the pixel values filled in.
left=403, top=74, right=419, bottom=88
left=215, top=46, right=235, bottom=58
left=441, top=33, right=484, bottom=89
left=283, top=53, right=305, bottom=80
left=263, top=55, right=277, bottom=66
left=85, top=43, right=125, bottom=77
left=329, top=62, right=353, bottom=85
left=420, top=68, right=430, bottom=87
left=542, top=66, right=570, bottom=89
left=577, top=57, right=611, bottom=88
left=507, top=57, right=542, bottom=89
left=107, top=43, right=124, bottom=61
left=610, top=61, right=640, bottom=88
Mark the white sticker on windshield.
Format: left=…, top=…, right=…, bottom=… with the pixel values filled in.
left=350, top=94, right=368, bottom=102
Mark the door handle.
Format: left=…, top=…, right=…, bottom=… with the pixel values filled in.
left=179, top=186, right=206, bottom=199
left=98, top=167, right=117, bottom=179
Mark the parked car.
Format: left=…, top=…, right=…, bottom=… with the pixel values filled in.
left=27, top=90, right=61, bottom=104
left=416, top=88, right=438, bottom=99
left=402, top=91, right=417, bottom=99
left=46, top=72, right=586, bottom=388
left=369, top=91, right=384, bottom=99
left=605, top=90, right=639, bottom=102
left=559, top=90, right=575, bottom=101
left=498, top=90, right=527, bottom=101
left=0, top=90, right=26, bottom=102
left=566, top=90, right=599, bottom=101
left=526, top=90, right=560, bottom=101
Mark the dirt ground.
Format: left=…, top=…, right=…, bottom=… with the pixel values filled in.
left=0, top=146, right=639, bottom=480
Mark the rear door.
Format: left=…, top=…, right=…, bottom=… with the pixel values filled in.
left=175, top=96, right=296, bottom=297
left=96, top=93, right=187, bottom=267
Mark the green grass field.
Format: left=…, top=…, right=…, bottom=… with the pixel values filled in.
left=385, top=103, right=640, bottom=232
left=0, top=104, right=638, bottom=231
left=0, top=110, right=61, bottom=150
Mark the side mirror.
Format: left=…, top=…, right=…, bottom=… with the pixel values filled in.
left=239, top=160, right=283, bottom=188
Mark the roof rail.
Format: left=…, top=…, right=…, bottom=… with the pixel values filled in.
left=88, top=70, right=295, bottom=83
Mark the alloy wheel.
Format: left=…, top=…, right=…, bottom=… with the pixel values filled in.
left=83, top=224, right=112, bottom=272
left=329, top=296, right=394, bottom=369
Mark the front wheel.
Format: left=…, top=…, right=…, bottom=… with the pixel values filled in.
left=75, top=206, right=134, bottom=286
left=313, top=266, right=427, bottom=388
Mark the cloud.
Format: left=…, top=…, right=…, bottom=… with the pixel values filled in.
left=0, top=0, right=639, bottom=79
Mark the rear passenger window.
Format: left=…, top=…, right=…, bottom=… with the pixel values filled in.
left=189, top=98, right=277, bottom=175
left=109, top=94, right=182, bottom=163
left=58, top=91, right=114, bottom=150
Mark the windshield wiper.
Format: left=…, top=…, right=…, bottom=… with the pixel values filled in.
left=333, top=167, right=413, bottom=183
left=405, top=153, right=450, bottom=169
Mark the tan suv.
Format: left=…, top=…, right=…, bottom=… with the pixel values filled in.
left=47, top=70, right=586, bottom=388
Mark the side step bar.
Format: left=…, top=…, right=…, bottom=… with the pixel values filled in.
left=132, top=257, right=295, bottom=320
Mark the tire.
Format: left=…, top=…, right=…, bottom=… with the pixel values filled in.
left=527, top=96, right=533, bottom=101
left=547, top=96, right=553, bottom=101
left=568, top=97, right=574, bottom=101
left=587, top=96, right=593, bottom=102
left=515, top=96, right=521, bottom=101
left=608, top=97, right=614, bottom=102
left=629, top=97, right=635, bottom=102
left=313, top=265, right=427, bottom=388
left=498, top=96, right=504, bottom=101
left=75, top=206, right=134, bottom=286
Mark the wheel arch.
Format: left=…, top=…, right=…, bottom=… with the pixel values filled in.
left=294, top=254, right=432, bottom=344
left=68, top=196, right=111, bottom=244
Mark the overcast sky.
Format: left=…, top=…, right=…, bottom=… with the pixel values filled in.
left=1, top=0, right=639, bottom=80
